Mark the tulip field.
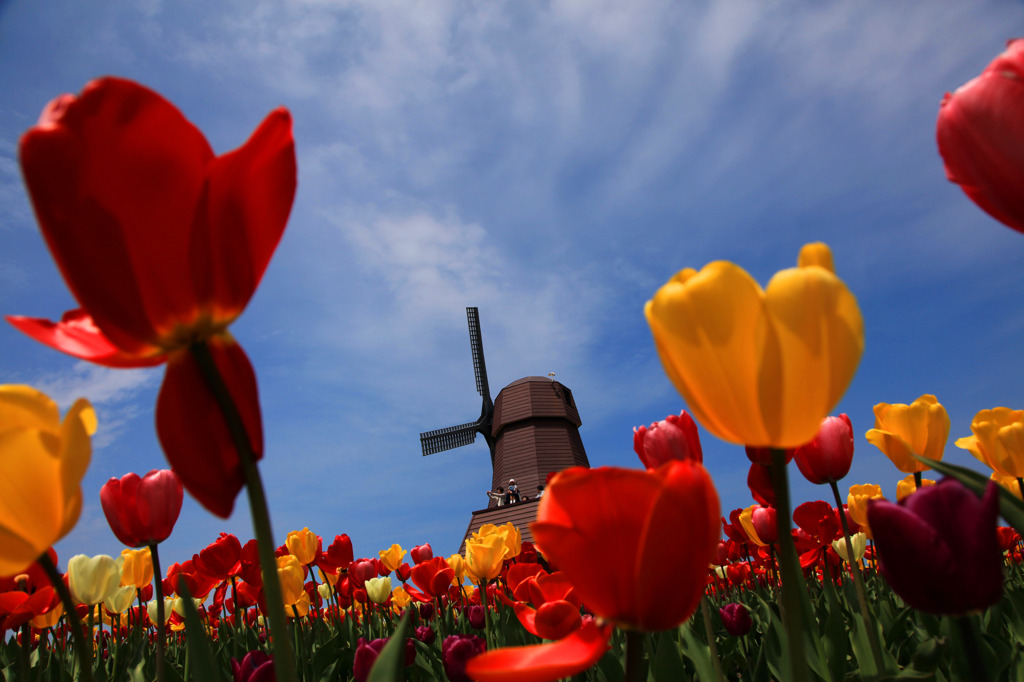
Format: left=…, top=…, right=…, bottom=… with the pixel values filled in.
left=3, top=29, right=1024, bottom=682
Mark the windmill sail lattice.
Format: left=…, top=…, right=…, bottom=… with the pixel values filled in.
left=419, top=307, right=495, bottom=459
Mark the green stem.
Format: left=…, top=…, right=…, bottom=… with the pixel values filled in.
left=623, top=630, right=645, bottom=682
left=149, top=543, right=166, bottom=682
left=191, top=341, right=297, bottom=682
left=914, top=471, right=923, bottom=490
left=830, top=480, right=886, bottom=678
left=700, top=597, right=725, bottom=682
left=38, top=553, right=93, bottom=682
left=768, top=448, right=810, bottom=682
left=952, top=614, right=987, bottom=680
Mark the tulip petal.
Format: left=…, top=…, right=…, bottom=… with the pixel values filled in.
left=762, top=265, right=863, bottom=446
left=192, top=108, right=296, bottom=318
left=7, top=311, right=165, bottom=368
left=645, top=262, right=770, bottom=445
left=156, top=336, right=263, bottom=518
left=633, top=461, right=719, bottom=631
left=19, top=78, right=214, bottom=352
left=868, top=499, right=954, bottom=612
left=0, top=429, right=63, bottom=563
left=465, top=620, right=611, bottom=682
left=532, top=467, right=657, bottom=625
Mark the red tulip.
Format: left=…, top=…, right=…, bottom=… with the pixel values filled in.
left=464, top=620, right=609, bottom=682
left=8, top=77, right=296, bottom=518
left=793, top=414, right=854, bottom=485
left=409, top=557, right=455, bottom=601
left=195, top=533, right=242, bottom=581
left=633, top=410, right=703, bottom=468
left=410, top=544, right=433, bottom=565
left=937, top=39, right=1024, bottom=235
left=792, top=500, right=840, bottom=546
left=100, top=470, right=183, bottom=547
left=319, top=534, right=354, bottom=572
left=747, top=462, right=775, bottom=506
left=531, top=461, right=719, bottom=631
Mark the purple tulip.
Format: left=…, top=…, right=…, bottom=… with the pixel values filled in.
left=231, top=651, right=275, bottom=682
left=719, top=603, right=752, bottom=636
left=867, top=479, right=1002, bottom=615
left=442, top=634, right=486, bottom=682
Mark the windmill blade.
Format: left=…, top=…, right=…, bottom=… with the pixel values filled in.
left=420, top=421, right=478, bottom=456
left=466, top=307, right=491, bottom=399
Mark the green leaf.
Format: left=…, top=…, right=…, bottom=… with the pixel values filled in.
left=914, top=456, right=1024, bottom=533
left=650, top=629, right=685, bottom=682
left=367, top=611, right=411, bottom=682
left=176, top=581, right=221, bottom=682
left=679, top=623, right=715, bottom=682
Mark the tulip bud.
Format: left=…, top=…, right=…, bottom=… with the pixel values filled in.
left=793, top=414, right=855, bottom=485
left=442, top=634, right=486, bottom=682
left=410, top=544, right=433, bottom=564
left=831, top=532, right=867, bottom=564
left=719, top=603, right=752, bottom=636
left=365, top=576, right=392, bottom=605
left=750, top=506, right=778, bottom=545
left=633, top=411, right=703, bottom=469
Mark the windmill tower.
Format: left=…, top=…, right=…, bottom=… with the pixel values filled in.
left=420, top=308, right=590, bottom=552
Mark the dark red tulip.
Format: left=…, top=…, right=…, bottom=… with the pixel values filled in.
left=719, top=603, right=752, bottom=636
left=99, top=469, right=183, bottom=547
left=442, top=634, right=487, bottom=682
left=395, top=563, right=413, bottom=583
left=415, top=624, right=436, bottom=645
left=868, top=479, right=1002, bottom=615
left=937, top=39, right=1024, bottom=235
left=793, top=414, right=854, bottom=485
left=633, top=411, right=703, bottom=468
left=745, top=446, right=794, bottom=466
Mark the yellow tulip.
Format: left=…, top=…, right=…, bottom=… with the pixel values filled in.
left=391, top=585, right=412, bottom=609
left=447, top=554, right=465, bottom=584
left=287, top=591, right=311, bottom=619
left=831, top=532, right=866, bottom=564
left=378, top=544, right=406, bottom=572
left=276, top=554, right=306, bottom=607
left=738, top=505, right=766, bottom=547
left=645, top=243, right=863, bottom=448
left=171, top=596, right=204, bottom=618
left=895, top=474, right=935, bottom=502
left=119, top=547, right=153, bottom=588
left=847, top=484, right=885, bottom=539
left=473, top=522, right=522, bottom=560
left=104, top=585, right=137, bottom=615
left=30, top=601, right=63, bottom=629
left=317, top=582, right=334, bottom=602
left=955, top=407, right=1024, bottom=479
left=318, top=567, right=339, bottom=587
left=68, top=554, right=120, bottom=606
left=286, top=527, right=320, bottom=565
left=865, top=395, right=949, bottom=473
left=365, top=576, right=392, bottom=604
left=991, top=472, right=1023, bottom=500
left=0, top=386, right=96, bottom=577
left=147, top=597, right=174, bottom=624
left=464, top=534, right=506, bottom=584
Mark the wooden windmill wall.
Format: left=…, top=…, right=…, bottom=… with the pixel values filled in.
left=417, top=308, right=590, bottom=554
left=460, top=376, right=590, bottom=551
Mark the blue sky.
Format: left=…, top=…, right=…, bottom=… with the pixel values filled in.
left=2, top=1, right=1023, bottom=571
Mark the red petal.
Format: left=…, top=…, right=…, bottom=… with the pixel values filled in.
left=7, top=310, right=164, bottom=368
left=191, top=108, right=296, bottom=318
left=19, top=78, right=214, bottom=351
left=465, top=620, right=611, bottom=682
left=156, top=336, right=263, bottom=518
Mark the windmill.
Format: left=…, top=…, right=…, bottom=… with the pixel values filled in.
left=419, top=307, right=496, bottom=460
left=421, top=307, right=591, bottom=553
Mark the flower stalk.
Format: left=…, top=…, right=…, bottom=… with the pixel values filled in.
left=190, top=341, right=297, bottom=682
